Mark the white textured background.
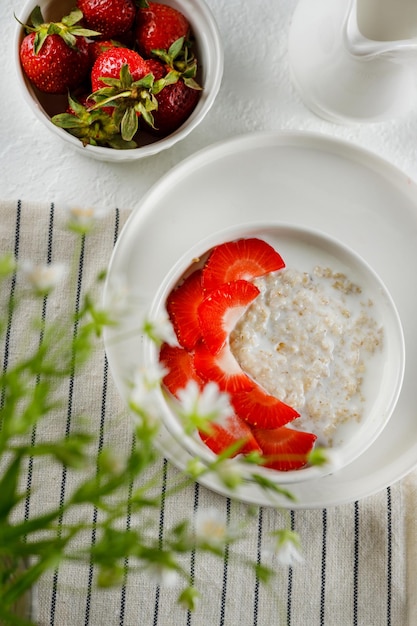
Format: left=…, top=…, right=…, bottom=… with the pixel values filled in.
left=3, top=2, right=417, bottom=623
left=3, top=0, right=417, bottom=211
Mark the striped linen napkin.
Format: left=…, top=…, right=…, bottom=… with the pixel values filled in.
left=0, top=200, right=412, bottom=626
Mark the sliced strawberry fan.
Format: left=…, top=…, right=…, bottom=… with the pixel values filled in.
left=197, top=279, right=260, bottom=355
left=159, top=343, right=204, bottom=398
left=252, top=426, right=317, bottom=471
left=231, top=385, right=300, bottom=430
left=193, top=340, right=255, bottom=394
left=166, top=269, right=204, bottom=351
left=199, top=413, right=262, bottom=457
left=202, top=237, right=285, bottom=291
left=159, top=236, right=319, bottom=473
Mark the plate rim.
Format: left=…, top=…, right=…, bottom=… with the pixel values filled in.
left=104, top=129, right=417, bottom=509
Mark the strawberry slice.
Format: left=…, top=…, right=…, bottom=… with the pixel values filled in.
left=159, top=343, right=204, bottom=398
left=166, top=269, right=204, bottom=350
left=198, top=280, right=260, bottom=354
left=252, top=426, right=317, bottom=471
left=202, top=238, right=285, bottom=291
left=194, top=341, right=255, bottom=393
left=231, top=386, right=300, bottom=429
left=199, top=414, right=262, bottom=457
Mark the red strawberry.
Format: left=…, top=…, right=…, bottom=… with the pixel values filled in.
left=90, top=47, right=158, bottom=140
left=151, top=77, right=201, bottom=135
left=159, top=343, right=204, bottom=398
left=19, top=7, right=96, bottom=95
left=143, top=48, right=202, bottom=136
left=90, top=47, right=150, bottom=91
left=199, top=414, right=262, bottom=457
left=231, top=386, right=300, bottom=430
left=194, top=341, right=254, bottom=394
left=166, top=269, right=204, bottom=351
left=252, top=426, right=317, bottom=471
left=88, top=39, right=125, bottom=65
left=198, top=280, right=260, bottom=355
left=202, top=238, right=286, bottom=291
left=135, top=2, right=190, bottom=58
left=144, top=58, right=167, bottom=81
left=77, top=0, right=136, bottom=39
left=52, top=93, right=137, bottom=149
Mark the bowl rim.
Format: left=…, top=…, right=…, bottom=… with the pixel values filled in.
left=14, top=0, right=224, bottom=161
left=144, top=220, right=406, bottom=484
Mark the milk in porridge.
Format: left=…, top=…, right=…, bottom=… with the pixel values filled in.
left=230, top=266, right=384, bottom=447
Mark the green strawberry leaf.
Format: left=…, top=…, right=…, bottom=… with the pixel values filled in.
left=29, top=6, right=45, bottom=29
left=140, top=108, right=156, bottom=130
left=120, top=108, right=139, bottom=141
left=168, top=37, right=185, bottom=60
left=61, top=8, right=84, bottom=27
left=119, top=64, right=133, bottom=88
left=33, top=29, right=48, bottom=55
left=183, top=76, right=202, bottom=90
left=51, top=113, right=87, bottom=129
left=131, top=73, right=155, bottom=90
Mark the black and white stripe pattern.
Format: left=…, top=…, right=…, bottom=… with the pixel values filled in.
left=0, top=202, right=407, bottom=625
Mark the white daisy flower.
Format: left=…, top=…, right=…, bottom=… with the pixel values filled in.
left=142, top=310, right=178, bottom=346
left=64, top=204, right=109, bottom=231
left=216, top=458, right=243, bottom=490
left=308, top=446, right=343, bottom=472
left=20, top=260, right=67, bottom=294
left=105, top=273, right=132, bottom=319
left=263, top=530, right=303, bottom=567
left=177, top=381, right=232, bottom=423
left=145, top=562, right=179, bottom=588
left=129, top=369, right=161, bottom=420
left=193, top=507, right=228, bottom=545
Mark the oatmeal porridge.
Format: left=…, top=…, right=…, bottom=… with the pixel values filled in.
left=230, top=265, right=384, bottom=446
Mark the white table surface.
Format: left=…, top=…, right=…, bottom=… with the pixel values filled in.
left=3, top=0, right=417, bottom=211
left=3, top=2, right=417, bottom=624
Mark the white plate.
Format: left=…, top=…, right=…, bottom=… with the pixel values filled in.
left=104, top=130, right=417, bottom=509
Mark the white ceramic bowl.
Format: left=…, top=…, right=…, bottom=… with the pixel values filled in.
left=144, top=222, right=405, bottom=484
left=14, top=0, right=223, bottom=162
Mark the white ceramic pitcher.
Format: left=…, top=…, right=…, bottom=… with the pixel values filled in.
left=288, top=0, right=417, bottom=123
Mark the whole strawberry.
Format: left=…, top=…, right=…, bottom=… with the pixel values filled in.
left=152, top=74, right=201, bottom=135
left=90, top=47, right=158, bottom=140
left=144, top=39, right=202, bottom=136
left=19, top=6, right=98, bottom=95
left=135, top=1, right=190, bottom=58
left=91, top=47, right=150, bottom=91
left=77, top=0, right=136, bottom=39
left=88, top=39, right=125, bottom=66
left=52, top=93, right=138, bottom=149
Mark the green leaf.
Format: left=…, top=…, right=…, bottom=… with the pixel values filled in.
left=255, top=563, right=274, bottom=584
left=119, top=64, right=133, bottom=88
left=61, top=8, right=83, bottom=27
left=60, top=30, right=78, bottom=50
left=183, top=76, right=202, bottom=90
left=250, top=474, right=297, bottom=502
left=0, top=254, right=16, bottom=279
left=139, top=108, right=155, bottom=130
left=168, top=37, right=185, bottom=60
left=0, top=510, right=60, bottom=543
left=52, top=113, right=84, bottom=129
left=29, top=6, right=44, bottom=29
left=178, top=586, right=200, bottom=611
left=0, top=456, right=22, bottom=520
left=132, top=73, right=155, bottom=90
left=120, top=108, right=138, bottom=141
left=33, top=29, right=48, bottom=55
left=1, top=551, right=61, bottom=606
left=0, top=603, right=33, bottom=626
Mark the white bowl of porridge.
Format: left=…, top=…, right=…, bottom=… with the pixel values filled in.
left=144, top=222, right=405, bottom=484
